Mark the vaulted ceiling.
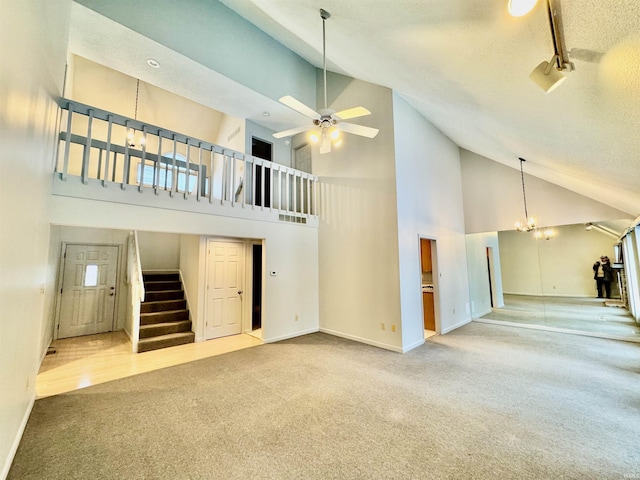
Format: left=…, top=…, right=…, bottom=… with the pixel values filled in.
left=220, top=0, right=640, bottom=217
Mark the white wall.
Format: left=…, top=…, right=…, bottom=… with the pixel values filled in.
left=70, top=56, right=226, bottom=143
left=0, top=0, right=71, bottom=476
left=49, top=196, right=319, bottom=344
left=74, top=0, right=317, bottom=106
left=137, top=231, right=181, bottom=270
left=498, top=224, right=619, bottom=297
left=465, top=232, right=504, bottom=318
left=179, top=235, right=202, bottom=333
left=392, top=94, right=471, bottom=349
left=460, top=149, right=633, bottom=234
left=314, top=74, right=404, bottom=351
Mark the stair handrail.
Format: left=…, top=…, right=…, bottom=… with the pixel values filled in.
left=126, top=231, right=145, bottom=352
left=134, top=230, right=144, bottom=301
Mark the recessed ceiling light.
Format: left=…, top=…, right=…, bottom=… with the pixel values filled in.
left=146, top=58, right=160, bottom=68
left=262, top=111, right=270, bottom=117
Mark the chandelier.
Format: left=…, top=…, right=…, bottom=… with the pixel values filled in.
left=514, top=157, right=537, bottom=232
left=127, top=79, right=145, bottom=148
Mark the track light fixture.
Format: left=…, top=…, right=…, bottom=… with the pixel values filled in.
left=510, top=0, right=574, bottom=92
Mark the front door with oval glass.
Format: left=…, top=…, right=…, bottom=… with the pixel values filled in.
left=58, top=244, right=119, bottom=339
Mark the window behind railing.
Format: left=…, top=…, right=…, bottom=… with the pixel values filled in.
left=55, top=99, right=318, bottom=218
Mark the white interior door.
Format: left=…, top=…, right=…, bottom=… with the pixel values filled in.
left=58, top=244, right=119, bottom=339
left=205, top=240, right=245, bottom=339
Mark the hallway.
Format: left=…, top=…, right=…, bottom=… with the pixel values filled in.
left=37, top=331, right=263, bottom=398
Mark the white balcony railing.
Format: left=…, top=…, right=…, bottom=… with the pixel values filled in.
left=54, top=99, right=318, bottom=223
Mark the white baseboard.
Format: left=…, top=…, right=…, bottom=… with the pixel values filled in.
left=441, top=317, right=472, bottom=335
left=1, top=393, right=36, bottom=480
left=402, top=337, right=425, bottom=353
left=263, top=327, right=319, bottom=344
left=319, top=328, right=404, bottom=353
left=472, top=308, right=492, bottom=318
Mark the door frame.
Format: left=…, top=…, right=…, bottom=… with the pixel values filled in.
left=53, top=242, right=122, bottom=341
left=418, top=235, right=440, bottom=334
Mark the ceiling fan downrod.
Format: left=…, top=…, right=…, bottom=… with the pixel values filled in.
left=320, top=8, right=331, bottom=110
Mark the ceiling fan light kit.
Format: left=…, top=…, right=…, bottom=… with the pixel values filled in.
left=272, top=8, right=379, bottom=153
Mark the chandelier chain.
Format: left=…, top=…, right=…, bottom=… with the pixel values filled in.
left=134, top=79, right=140, bottom=121
left=520, top=158, right=529, bottom=220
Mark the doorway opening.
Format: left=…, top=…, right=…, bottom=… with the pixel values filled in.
left=486, top=247, right=495, bottom=308
left=251, top=243, right=263, bottom=333
left=55, top=243, right=120, bottom=339
left=252, top=136, right=272, bottom=207
left=420, top=237, right=438, bottom=338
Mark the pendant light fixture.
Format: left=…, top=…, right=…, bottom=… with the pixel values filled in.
left=514, top=157, right=537, bottom=232
left=127, top=79, right=145, bottom=148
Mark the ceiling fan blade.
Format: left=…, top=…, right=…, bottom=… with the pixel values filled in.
left=279, top=95, right=321, bottom=120
left=339, top=122, right=379, bottom=139
left=273, top=125, right=311, bottom=139
left=334, top=106, right=371, bottom=121
left=319, top=135, right=331, bottom=154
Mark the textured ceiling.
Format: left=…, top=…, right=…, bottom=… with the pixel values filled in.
left=220, top=0, right=640, bottom=217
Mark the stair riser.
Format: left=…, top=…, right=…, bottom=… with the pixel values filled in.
left=138, top=332, right=195, bottom=353
left=141, top=299, right=187, bottom=313
left=144, top=290, right=183, bottom=302
left=143, top=273, right=180, bottom=282
left=140, top=321, right=192, bottom=339
left=145, top=281, right=182, bottom=291
left=140, top=310, right=189, bottom=325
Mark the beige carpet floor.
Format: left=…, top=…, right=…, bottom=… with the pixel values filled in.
left=9, top=323, right=640, bottom=479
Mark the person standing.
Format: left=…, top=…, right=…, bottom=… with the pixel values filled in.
left=593, top=255, right=614, bottom=298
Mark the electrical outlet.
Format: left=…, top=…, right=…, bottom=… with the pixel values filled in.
left=294, top=314, right=299, bottom=322
left=452, top=308, right=456, bottom=315
left=381, top=322, right=385, bottom=330
left=391, top=324, right=396, bottom=332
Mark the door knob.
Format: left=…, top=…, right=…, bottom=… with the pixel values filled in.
left=109, top=292, right=115, bottom=296
left=237, top=290, right=243, bottom=295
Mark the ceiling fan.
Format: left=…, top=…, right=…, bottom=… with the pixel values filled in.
left=272, top=8, right=379, bottom=154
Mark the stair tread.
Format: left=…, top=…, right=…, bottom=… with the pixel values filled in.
left=140, top=320, right=191, bottom=329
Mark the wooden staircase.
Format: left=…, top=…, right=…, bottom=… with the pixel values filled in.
left=139, top=272, right=195, bottom=353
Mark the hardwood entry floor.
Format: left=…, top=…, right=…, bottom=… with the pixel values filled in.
left=37, top=331, right=263, bottom=398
